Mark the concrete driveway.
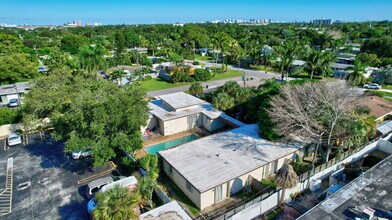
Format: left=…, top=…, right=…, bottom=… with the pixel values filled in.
left=0, top=132, right=98, bottom=220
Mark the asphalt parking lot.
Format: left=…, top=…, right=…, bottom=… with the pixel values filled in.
left=0, top=132, right=99, bottom=220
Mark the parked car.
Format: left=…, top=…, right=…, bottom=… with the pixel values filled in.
left=7, top=133, right=22, bottom=146
left=87, top=176, right=137, bottom=213
left=363, top=83, right=381, bottom=90
left=71, top=150, right=92, bottom=159
left=7, top=98, right=19, bottom=107
left=86, top=176, right=114, bottom=199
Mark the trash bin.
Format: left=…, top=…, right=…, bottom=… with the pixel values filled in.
left=206, top=85, right=208, bottom=89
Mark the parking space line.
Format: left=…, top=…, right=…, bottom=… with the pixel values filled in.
left=77, top=161, right=116, bottom=185
left=0, top=157, right=13, bottom=217
left=3, top=139, right=8, bottom=151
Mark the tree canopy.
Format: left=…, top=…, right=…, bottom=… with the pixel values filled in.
left=24, top=73, right=149, bottom=166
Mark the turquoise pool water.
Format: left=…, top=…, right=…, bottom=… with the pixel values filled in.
left=146, top=134, right=199, bottom=155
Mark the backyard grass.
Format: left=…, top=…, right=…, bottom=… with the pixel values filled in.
left=138, top=69, right=243, bottom=92
left=158, top=173, right=200, bottom=216
left=265, top=206, right=283, bottom=219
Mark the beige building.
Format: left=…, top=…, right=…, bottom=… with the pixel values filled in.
left=159, top=124, right=302, bottom=210
left=145, top=92, right=244, bottom=136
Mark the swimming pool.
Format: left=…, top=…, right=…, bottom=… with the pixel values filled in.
left=146, top=134, right=199, bottom=155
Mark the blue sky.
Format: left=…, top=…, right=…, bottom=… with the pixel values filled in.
left=0, top=0, right=391, bottom=25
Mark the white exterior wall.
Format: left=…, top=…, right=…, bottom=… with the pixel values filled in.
left=162, top=159, right=202, bottom=209
left=141, top=117, right=157, bottom=134
left=161, top=117, right=188, bottom=136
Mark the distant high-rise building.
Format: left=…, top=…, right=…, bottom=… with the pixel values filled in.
left=75, top=20, right=82, bottom=27
left=312, top=19, right=333, bottom=25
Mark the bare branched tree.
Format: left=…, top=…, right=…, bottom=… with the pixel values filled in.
left=268, top=81, right=360, bottom=162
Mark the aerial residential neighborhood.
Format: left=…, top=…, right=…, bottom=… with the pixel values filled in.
left=0, top=1, right=392, bottom=220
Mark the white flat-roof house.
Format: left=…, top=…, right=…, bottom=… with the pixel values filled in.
left=146, top=92, right=244, bottom=136
left=159, top=124, right=302, bottom=210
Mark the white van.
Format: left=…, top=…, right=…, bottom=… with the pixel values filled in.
left=87, top=176, right=138, bottom=214
left=86, top=176, right=114, bottom=199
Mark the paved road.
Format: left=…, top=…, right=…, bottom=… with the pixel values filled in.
left=147, top=60, right=282, bottom=97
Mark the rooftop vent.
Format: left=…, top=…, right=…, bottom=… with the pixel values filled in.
left=216, top=154, right=221, bottom=158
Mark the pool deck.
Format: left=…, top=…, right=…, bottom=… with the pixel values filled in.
left=135, top=131, right=196, bottom=158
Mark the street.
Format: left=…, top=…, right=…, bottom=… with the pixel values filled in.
left=147, top=60, right=282, bottom=97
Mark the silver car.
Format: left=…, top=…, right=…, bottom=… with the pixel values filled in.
left=7, top=98, right=19, bottom=107
left=8, top=133, right=22, bottom=146
left=363, top=83, right=381, bottom=90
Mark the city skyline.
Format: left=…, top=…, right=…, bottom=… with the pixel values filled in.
left=0, top=0, right=391, bottom=25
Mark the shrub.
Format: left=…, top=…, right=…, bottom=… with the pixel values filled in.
left=192, top=61, right=200, bottom=65
left=0, top=108, right=22, bottom=126
left=193, top=68, right=211, bottom=81
left=171, top=70, right=193, bottom=83
left=188, top=82, right=204, bottom=97
left=260, top=178, right=276, bottom=190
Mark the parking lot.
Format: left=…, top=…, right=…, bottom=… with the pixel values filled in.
left=0, top=132, right=101, bottom=220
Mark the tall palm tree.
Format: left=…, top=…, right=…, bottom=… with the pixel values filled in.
left=276, top=40, right=299, bottom=81
left=79, top=44, right=107, bottom=79
left=93, top=185, right=141, bottom=220
left=304, top=49, right=322, bottom=79
left=275, top=163, right=299, bottom=207
left=318, top=52, right=336, bottom=78
left=346, top=59, right=367, bottom=86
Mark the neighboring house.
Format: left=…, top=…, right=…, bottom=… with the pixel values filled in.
left=127, top=47, right=148, bottom=54
left=139, top=201, right=191, bottom=220
left=159, top=124, right=302, bottom=210
left=360, top=96, right=392, bottom=122
left=331, top=63, right=353, bottom=79
left=146, top=92, right=244, bottom=136
left=107, top=65, right=157, bottom=85
left=0, top=82, right=30, bottom=105
left=196, top=48, right=209, bottom=56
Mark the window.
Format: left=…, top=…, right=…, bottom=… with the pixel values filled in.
left=169, top=165, right=173, bottom=175
left=186, top=180, right=193, bottom=192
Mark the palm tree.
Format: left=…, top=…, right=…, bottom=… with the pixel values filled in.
left=346, top=59, right=367, bottom=86
left=188, top=82, right=204, bottom=97
left=212, top=92, right=235, bottom=111
left=79, top=44, right=107, bottom=79
left=110, top=69, right=126, bottom=86
left=93, top=185, right=141, bottom=220
left=275, top=162, right=299, bottom=207
left=276, top=40, right=299, bottom=81
left=318, top=52, right=336, bottom=78
left=304, top=49, right=322, bottom=79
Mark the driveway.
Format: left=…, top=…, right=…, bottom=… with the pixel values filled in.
left=0, top=132, right=98, bottom=220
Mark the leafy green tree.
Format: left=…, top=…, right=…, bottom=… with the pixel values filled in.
left=212, top=92, right=235, bottom=111
left=357, top=53, right=381, bottom=67
left=0, top=53, right=39, bottom=84
left=362, top=36, right=392, bottom=58
left=60, top=34, right=89, bottom=54
left=347, top=59, right=367, bottom=86
left=188, top=82, right=204, bottom=97
left=260, top=45, right=275, bottom=67
left=0, top=108, right=22, bottom=125
left=304, top=49, right=322, bottom=79
left=93, top=185, right=141, bottom=220
left=0, top=33, right=25, bottom=54
left=24, top=74, right=149, bottom=166
left=79, top=44, right=107, bottom=78
left=138, top=155, right=159, bottom=207
left=372, top=66, right=392, bottom=85
left=193, top=68, right=211, bottom=81
left=114, top=31, right=126, bottom=55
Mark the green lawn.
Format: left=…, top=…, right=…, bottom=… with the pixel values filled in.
left=209, top=69, right=243, bottom=81
left=382, top=85, right=392, bottom=90
left=365, top=90, right=392, bottom=101
left=138, top=78, right=191, bottom=92
left=194, top=54, right=213, bottom=61
left=138, top=69, right=243, bottom=92
left=249, top=65, right=278, bottom=72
